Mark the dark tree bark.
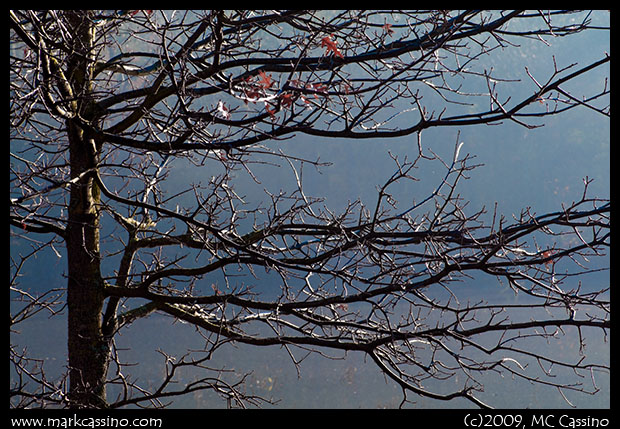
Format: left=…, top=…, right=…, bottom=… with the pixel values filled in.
left=62, top=11, right=109, bottom=407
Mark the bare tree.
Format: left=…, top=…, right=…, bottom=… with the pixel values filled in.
left=10, top=10, right=609, bottom=409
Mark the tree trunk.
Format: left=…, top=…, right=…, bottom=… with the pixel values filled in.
left=66, top=125, right=108, bottom=408
left=63, top=11, right=109, bottom=408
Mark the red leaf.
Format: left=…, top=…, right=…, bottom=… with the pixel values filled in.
left=382, top=23, right=394, bottom=36
left=258, top=70, right=273, bottom=89
left=542, top=250, right=555, bottom=268
left=129, top=10, right=152, bottom=17
left=289, top=79, right=303, bottom=88
left=244, top=87, right=261, bottom=101
left=280, top=92, right=295, bottom=108
left=309, top=82, right=328, bottom=98
left=265, top=103, right=277, bottom=118
left=321, top=35, right=344, bottom=59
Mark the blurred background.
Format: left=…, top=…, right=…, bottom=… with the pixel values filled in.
left=10, top=11, right=609, bottom=408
